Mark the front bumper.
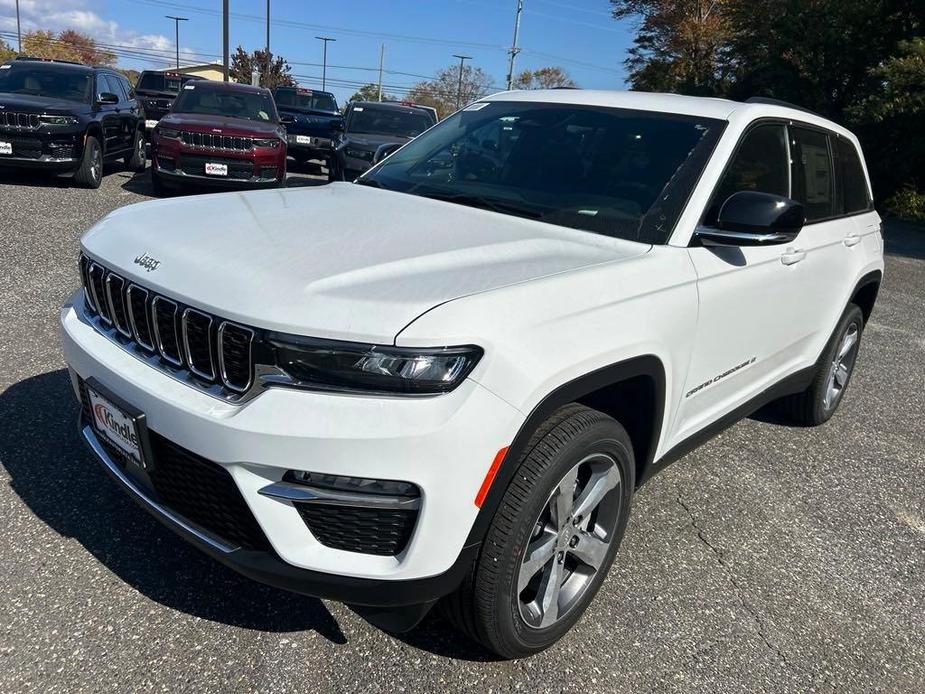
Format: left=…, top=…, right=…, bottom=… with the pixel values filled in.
left=60, top=293, right=523, bottom=591
left=0, top=127, right=83, bottom=171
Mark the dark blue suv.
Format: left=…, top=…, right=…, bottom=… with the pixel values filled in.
left=273, top=86, right=342, bottom=180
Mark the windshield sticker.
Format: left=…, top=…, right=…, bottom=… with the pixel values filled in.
left=353, top=107, right=364, bottom=112
left=0, top=65, right=10, bottom=70
left=464, top=102, right=490, bottom=111
left=183, top=84, right=196, bottom=90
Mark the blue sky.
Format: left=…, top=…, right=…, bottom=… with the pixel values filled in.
left=0, top=0, right=634, bottom=103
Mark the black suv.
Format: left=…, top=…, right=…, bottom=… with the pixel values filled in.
left=272, top=86, right=342, bottom=179
left=135, top=70, right=203, bottom=139
left=0, top=58, right=145, bottom=188
left=336, top=101, right=437, bottom=180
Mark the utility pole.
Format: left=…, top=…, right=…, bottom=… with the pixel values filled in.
left=377, top=43, right=385, bottom=102
left=315, top=36, right=336, bottom=91
left=264, top=0, right=270, bottom=86
left=453, top=54, right=472, bottom=109
left=222, top=0, right=229, bottom=81
left=505, top=0, right=524, bottom=90
left=165, top=15, right=188, bottom=70
left=15, top=0, right=22, bottom=53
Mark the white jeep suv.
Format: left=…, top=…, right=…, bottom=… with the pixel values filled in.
left=60, top=90, right=884, bottom=658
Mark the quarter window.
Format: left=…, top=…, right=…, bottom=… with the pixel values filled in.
left=790, top=127, right=834, bottom=221
left=706, top=124, right=789, bottom=224
left=834, top=137, right=871, bottom=214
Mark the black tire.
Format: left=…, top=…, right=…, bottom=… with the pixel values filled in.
left=443, top=403, right=635, bottom=658
left=74, top=135, right=103, bottom=189
left=776, top=304, right=865, bottom=425
left=125, top=129, right=146, bottom=172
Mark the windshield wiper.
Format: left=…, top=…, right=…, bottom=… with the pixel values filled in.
left=416, top=191, right=543, bottom=220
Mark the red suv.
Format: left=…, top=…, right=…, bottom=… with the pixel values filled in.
left=150, top=81, right=287, bottom=195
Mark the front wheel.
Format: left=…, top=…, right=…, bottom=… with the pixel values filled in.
left=74, top=135, right=103, bottom=189
left=443, top=404, right=635, bottom=658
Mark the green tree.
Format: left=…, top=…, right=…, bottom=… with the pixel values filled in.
left=513, top=66, right=577, bottom=89
left=348, top=83, right=394, bottom=103
left=407, top=63, right=495, bottom=119
left=229, top=47, right=296, bottom=88
left=0, top=39, right=15, bottom=63
left=21, top=30, right=116, bottom=66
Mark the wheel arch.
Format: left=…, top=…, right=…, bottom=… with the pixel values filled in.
left=464, top=354, right=666, bottom=547
left=84, top=122, right=104, bottom=152
left=850, top=270, right=882, bottom=324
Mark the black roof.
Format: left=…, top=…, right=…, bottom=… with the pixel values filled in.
left=745, top=96, right=822, bottom=118
left=9, top=56, right=94, bottom=71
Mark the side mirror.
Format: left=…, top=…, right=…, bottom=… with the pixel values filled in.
left=329, top=118, right=344, bottom=132
left=372, top=142, right=403, bottom=165
left=280, top=114, right=295, bottom=124
left=97, top=92, right=119, bottom=105
left=698, top=191, right=805, bottom=247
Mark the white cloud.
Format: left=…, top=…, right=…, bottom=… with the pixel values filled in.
left=0, top=0, right=198, bottom=67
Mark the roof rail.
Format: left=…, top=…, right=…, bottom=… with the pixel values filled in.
left=745, top=96, right=822, bottom=118
left=13, top=56, right=84, bottom=66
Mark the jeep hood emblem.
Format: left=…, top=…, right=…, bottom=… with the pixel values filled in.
left=134, top=253, right=161, bottom=272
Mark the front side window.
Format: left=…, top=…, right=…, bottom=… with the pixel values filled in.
left=790, top=126, right=834, bottom=221
left=172, top=87, right=277, bottom=122
left=347, top=106, right=435, bottom=138
left=834, top=137, right=871, bottom=214
left=362, top=102, right=724, bottom=244
left=705, top=123, right=789, bottom=224
left=0, top=64, right=92, bottom=103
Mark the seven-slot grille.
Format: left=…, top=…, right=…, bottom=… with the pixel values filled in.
left=0, top=112, right=40, bottom=129
left=180, top=131, right=256, bottom=151
left=79, top=254, right=255, bottom=394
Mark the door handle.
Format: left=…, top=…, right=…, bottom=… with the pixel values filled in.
left=780, top=247, right=806, bottom=266
left=844, top=233, right=862, bottom=247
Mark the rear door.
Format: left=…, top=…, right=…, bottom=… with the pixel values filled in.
left=96, top=74, right=123, bottom=155
left=673, top=122, right=818, bottom=442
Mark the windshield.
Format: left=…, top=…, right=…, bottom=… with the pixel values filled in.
left=137, top=72, right=196, bottom=94
left=347, top=106, right=435, bottom=138
left=275, top=89, right=338, bottom=113
left=361, top=101, right=725, bottom=244
left=172, top=86, right=277, bottom=122
left=0, top=64, right=92, bottom=103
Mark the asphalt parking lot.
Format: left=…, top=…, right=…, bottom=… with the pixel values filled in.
left=0, top=163, right=923, bottom=694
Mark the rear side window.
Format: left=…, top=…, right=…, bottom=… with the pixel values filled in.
left=834, top=137, right=871, bottom=214
left=706, top=123, right=789, bottom=224
left=790, top=127, right=834, bottom=221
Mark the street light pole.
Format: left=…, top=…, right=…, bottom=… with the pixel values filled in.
left=315, top=36, right=336, bottom=91
left=222, top=0, right=229, bottom=81
left=264, top=0, right=270, bottom=86
left=15, top=0, right=22, bottom=53
left=506, top=0, right=524, bottom=90
left=453, top=54, right=472, bottom=110
left=165, top=16, right=188, bottom=70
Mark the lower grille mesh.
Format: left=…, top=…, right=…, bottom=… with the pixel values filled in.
left=294, top=504, right=417, bottom=556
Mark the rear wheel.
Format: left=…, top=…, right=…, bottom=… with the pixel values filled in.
left=125, top=129, right=146, bottom=172
left=74, top=135, right=103, bottom=189
left=776, top=304, right=864, bottom=425
left=443, top=404, right=634, bottom=658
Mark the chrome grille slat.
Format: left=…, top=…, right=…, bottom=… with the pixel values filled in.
left=87, top=263, right=112, bottom=324
left=182, top=308, right=215, bottom=381
left=152, top=296, right=183, bottom=367
left=0, top=112, right=40, bottom=129
left=126, top=284, right=155, bottom=351
left=217, top=322, right=254, bottom=393
left=179, top=130, right=255, bottom=151
left=105, top=273, right=132, bottom=338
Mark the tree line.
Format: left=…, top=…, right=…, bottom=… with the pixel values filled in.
left=611, top=0, right=925, bottom=220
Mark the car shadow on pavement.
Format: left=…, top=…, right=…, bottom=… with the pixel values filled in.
left=0, top=369, right=346, bottom=643
left=884, top=218, right=925, bottom=259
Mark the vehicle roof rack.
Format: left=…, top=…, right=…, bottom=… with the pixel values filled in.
left=14, top=56, right=84, bottom=66
left=745, top=96, right=822, bottom=118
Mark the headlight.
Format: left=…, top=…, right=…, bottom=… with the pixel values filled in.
left=345, top=147, right=374, bottom=161
left=253, top=138, right=281, bottom=148
left=38, top=115, right=79, bottom=126
left=155, top=126, right=180, bottom=139
left=267, top=334, right=483, bottom=395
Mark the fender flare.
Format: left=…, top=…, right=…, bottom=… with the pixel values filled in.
left=463, top=354, right=666, bottom=547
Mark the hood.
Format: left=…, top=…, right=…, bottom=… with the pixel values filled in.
left=159, top=113, right=282, bottom=136
left=0, top=93, right=88, bottom=113
left=81, top=183, right=649, bottom=343
left=343, top=133, right=410, bottom=150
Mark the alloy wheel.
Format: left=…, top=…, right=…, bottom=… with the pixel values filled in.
left=517, top=453, right=623, bottom=629
left=824, top=321, right=860, bottom=410
left=90, top=148, right=102, bottom=184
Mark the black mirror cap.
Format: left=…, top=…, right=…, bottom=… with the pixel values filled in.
left=718, top=190, right=805, bottom=238
left=372, top=142, right=403, bottom=165
left=97, top=92, right=119, bottom=105
left=329, top=118, right=344, bottom=131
